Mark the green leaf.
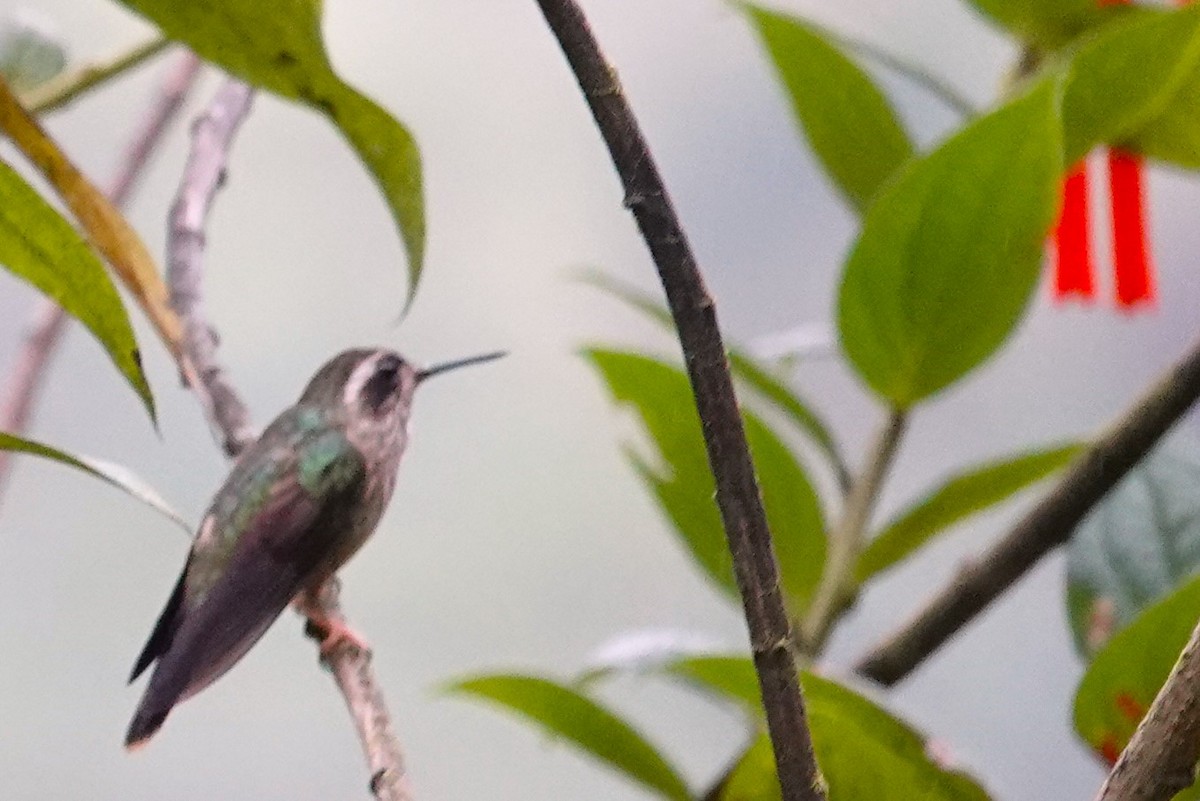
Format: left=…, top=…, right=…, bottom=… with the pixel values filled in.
left=580, top=272, right=848, bottom=486
left=585, top=349, right=826, bottom=613
left=857, top=443, right=1082, bottom=581
left=963, top=0, right=1120, bottom=47
left=658, top=658, right=990, bottom=801
left=1073, top=574, right=1200, bottom=779
left=668, top=654, right=763, bottom=709
left=837, top=78, right=1062, bottom=408
left=743, top=4, right=913, bottom=213
left=1133, top=68, right=1200, bottom=170
left=721, top=734, right=782, bottom=801
left=0, top=15, right=67, bottom=91
left=1061, top=6, right=1200, bottom=164
left=1125, top=7, right=1200, bottom=171
left=1066, top=437, right=1200, bottom=657
left=447, top=673, right=691, bottom=801
left=0, top=158, right=151, bottom=414
left=0, top=432, right=188, bottom=530
left=118, top=0, right=424, bottom=309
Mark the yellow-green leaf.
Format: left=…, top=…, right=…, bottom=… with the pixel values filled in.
left=448, top=673, right=691, bottom=801
left=0, top=432, right=187, bottom=530
left=585, top=349, right=826, bottom=615
left=0, top=74, right=183, bottom=394
left=117, top=0, right=425, bottom=310
left=743, top=3, right=912, bottom=213
left=0, top=156, right=151, bottom=414
left=1073, top=574, right=1200, bottom=786
left=837, top=78, right=1062, bottom=407
left=857, top=443, right=1082, bottom=581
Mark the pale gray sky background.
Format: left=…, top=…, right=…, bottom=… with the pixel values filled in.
left=1, top=1, right=1198, bottom=799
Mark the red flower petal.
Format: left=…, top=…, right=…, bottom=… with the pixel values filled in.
left=1107, top=148, right=1155, bottom=310
left=1053, top=161, right=1095, bottom=300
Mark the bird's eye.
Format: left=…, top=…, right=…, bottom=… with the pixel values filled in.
left=361, top=354, right=404, bottom=412
left=374, top=354, right=403, bottom=378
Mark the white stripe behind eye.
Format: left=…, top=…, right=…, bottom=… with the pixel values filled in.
left=341, top=352, right=385, bottom=408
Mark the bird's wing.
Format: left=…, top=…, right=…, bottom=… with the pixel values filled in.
left=126, top=427, right=364, bottom=747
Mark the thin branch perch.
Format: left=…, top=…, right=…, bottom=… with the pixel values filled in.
left=856, top=337, right=1200, bottom=685
left=168, top=76, right=412, bottom=801
left=1094, top=616, right=1200, bottom=801
left=0, top=51, right=201, bottom=493
left=532, top=2, right=825, bottom=799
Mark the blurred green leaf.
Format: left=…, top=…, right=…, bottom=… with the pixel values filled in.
left=447, top=673, right=691, bottom=801
left=857, top=443, right=1082, bottom=581
left=1073, top=574, right=1200, bottom=781
left=118, top=0, right=424, bottom=309
left=963, top=0, right=1120, bottom=47
left=585, top=349, right=826, bottom=613
left=1067, top=437, right=1200, bottom=657
left=837, top=78, right=1062, bottom=407
left=721, top=734, right=782, bottom=801
left=581, top=272, right=847, bottom=485
left=0, top=158, right=151, bottom=414
left=1127, top=7, right=1200, bottom=171
left=1061, top=6, right=1200, bottom=164
left=0, top=14, right=67, bottom=91
left=743, top=4, right=912, bottom=213
left=661, top=654, right=761, bottom=709
left=0, top=433, right=188, bottom=530
left=656, top=657, right=990, bottom=801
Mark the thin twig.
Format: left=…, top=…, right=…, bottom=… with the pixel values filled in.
left=169, top=77, right=413, bottom=801
left=166, top=78, right=256, bottom=457
left=21, top=36, right=171, bottom=115
left=1094, top=616, right=1200, bottom=801
left=305, top=579, right=414, bottom=801
left=0, top=51, right=202, bottom=493
left=856, top=337, right=1200, bottom=685
left=533, top=2, right=825, bottom=800
left=801, top=409, right=906, bottom=653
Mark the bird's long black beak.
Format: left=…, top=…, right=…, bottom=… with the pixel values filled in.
left=417, top=351, right=507, bottom=383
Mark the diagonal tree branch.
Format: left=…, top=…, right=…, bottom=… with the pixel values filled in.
left=856, top=337, right=1200, bottom=685
left=166, top=77, right=257, bottom=457
left=1094, top=615, right=1200, bottom=801
left=168, top=75, right=413, bottom=801
left=0, top=50, right=201, bottom=494
left=532, top=2, right=825, bottom=800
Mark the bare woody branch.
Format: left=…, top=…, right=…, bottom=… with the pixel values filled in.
left=1095, top=616, right=1200, bottom=801
left=0, top=50, right=201, bottom=493
left=166, top=77, right=257, bottom=457
left=168, top=75, right=413, bottom=801
left=532, top=2, right=825, bottom=799
left=856, top=337, right=1200, bottom=686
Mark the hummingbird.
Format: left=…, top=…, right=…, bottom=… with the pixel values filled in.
left=125, top=347, right=504, bottom=749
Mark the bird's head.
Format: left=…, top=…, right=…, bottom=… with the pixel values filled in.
left=299, top=347, right=505, bottom=430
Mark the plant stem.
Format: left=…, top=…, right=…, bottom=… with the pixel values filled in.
left=533, top=2, right=826, bottom=800
left=856, top=336, right=1200, bottom=685
left=22, top=37, right=172, bottom=115
left=1094, top=616, right=1200, bottom=801
left=800, top=409, right=906, bottom=653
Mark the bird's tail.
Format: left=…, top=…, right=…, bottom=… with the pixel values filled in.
left=124, top=706, right=169, bottom=751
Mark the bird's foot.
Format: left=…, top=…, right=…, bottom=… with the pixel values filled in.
left=294, top=583, right=373, bottom=658
left=304, top=614, right=372, bottom=658
left=314, top=618, right=369, bottom=661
